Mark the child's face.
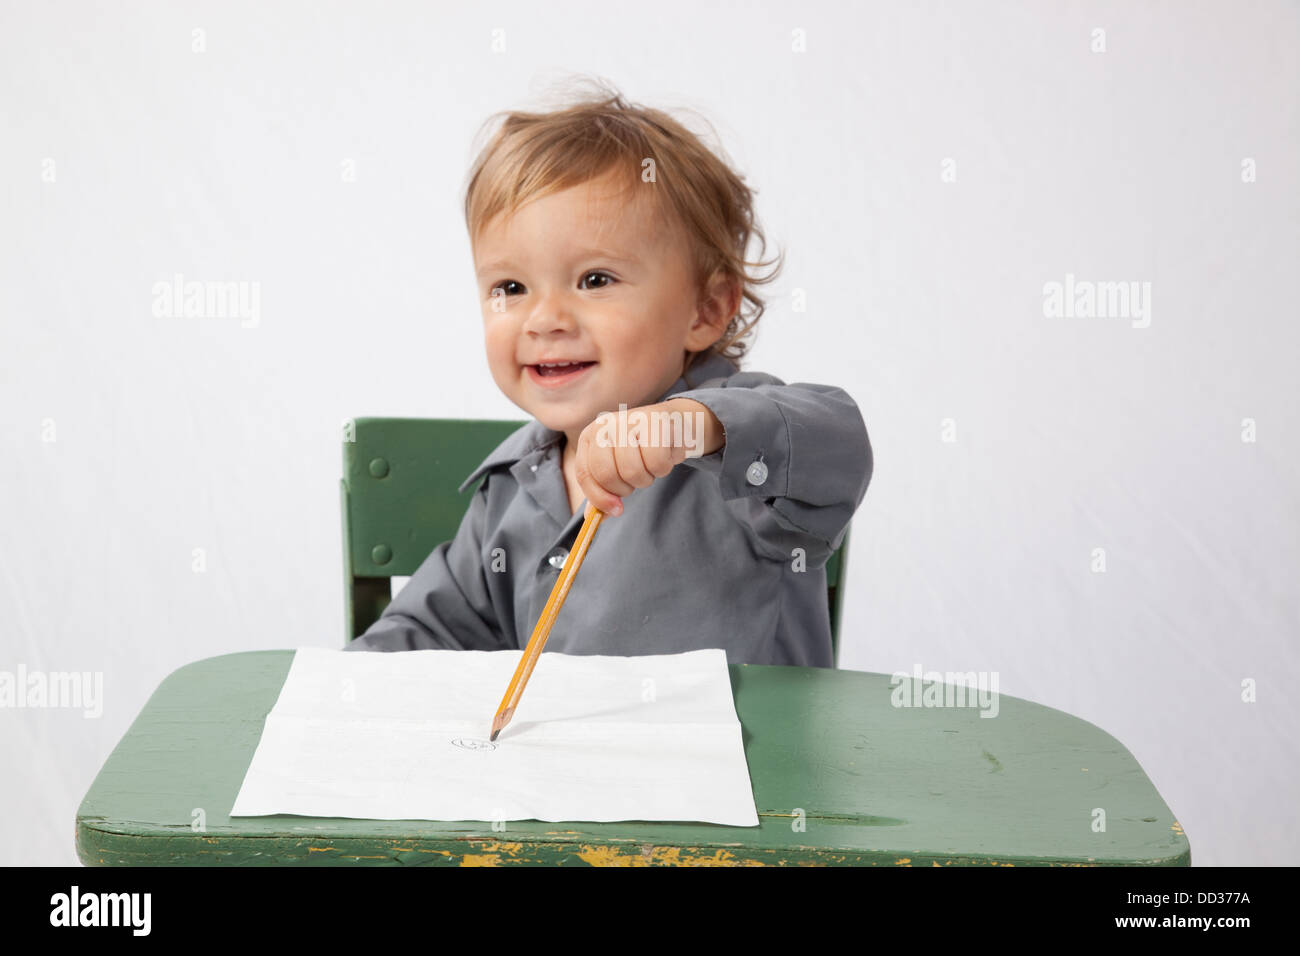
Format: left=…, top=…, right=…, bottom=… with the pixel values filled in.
left=473, top=169, right=722, bottom=444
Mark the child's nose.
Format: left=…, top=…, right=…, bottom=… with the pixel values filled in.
left=522, top=294, right=580, bottom=334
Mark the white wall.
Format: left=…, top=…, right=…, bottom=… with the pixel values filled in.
left=2, top=0, right=1295, bottom=866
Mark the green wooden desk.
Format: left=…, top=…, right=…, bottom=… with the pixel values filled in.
left=76, top=651, right=1189, bottom=866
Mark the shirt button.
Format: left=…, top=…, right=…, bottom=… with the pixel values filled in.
left=530, top=464, right=538, bottom=472
left=548, top=549, right=568, bottom=570
left=745, top=459, right=769, bottom=486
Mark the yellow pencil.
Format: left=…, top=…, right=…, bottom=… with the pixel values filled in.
left=490, top=501, right=605, bottom=741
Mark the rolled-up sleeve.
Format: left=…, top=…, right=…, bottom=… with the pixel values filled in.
left=344, top=482, right=510, bottom=652
left=673, top=373, right=872, bottom=567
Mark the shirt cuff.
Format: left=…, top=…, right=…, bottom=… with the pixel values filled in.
left=672, top=387, right=790, bottom=501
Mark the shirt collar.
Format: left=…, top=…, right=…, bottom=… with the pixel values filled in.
left=456, top=350, right=739, bottom=493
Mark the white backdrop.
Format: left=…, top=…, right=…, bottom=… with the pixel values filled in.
left=2, top=0, right=1296, bottom=866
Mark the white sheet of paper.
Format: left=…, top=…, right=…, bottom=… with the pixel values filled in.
left=229, top=646, right=759, bottom=826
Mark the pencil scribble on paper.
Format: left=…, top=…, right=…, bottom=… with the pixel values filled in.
left=451, top=737, right=497, bottom=752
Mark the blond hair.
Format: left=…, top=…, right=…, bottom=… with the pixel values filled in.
left=462, top=77, right=782, bottom=372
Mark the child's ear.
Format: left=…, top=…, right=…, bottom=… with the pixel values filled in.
left=687, top=270, right=741, bottom=350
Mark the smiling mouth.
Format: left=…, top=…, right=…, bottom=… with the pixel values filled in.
left=526, top=360, right=597, bottom=383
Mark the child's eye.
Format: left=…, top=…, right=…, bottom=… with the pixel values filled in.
left=490, top=279, right=525, bottom=298
left=580, top=271, right=617, bottom=290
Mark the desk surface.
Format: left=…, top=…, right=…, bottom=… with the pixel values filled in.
left=76, top=651, right=1190, bottom=866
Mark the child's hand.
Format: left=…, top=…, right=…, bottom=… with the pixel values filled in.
left=574, top=398, right=724, bottom=516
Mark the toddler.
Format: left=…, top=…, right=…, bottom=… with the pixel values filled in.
left=346, top=84, right=872, bottom=666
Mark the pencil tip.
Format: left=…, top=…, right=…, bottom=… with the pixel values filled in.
left=490, top=729, right=498, bottom=742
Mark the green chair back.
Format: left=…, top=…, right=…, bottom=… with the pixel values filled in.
left=342, top=417, right=851, bottom=664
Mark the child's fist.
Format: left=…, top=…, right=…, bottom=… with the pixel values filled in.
left=574, top=398, right=723, bottom=516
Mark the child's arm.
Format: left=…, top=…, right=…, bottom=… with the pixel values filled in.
left=344, top=484, right=510, bottom=652
left=668, top=372, right=872, bottom=568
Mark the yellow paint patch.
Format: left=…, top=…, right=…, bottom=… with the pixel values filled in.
left=458, top=841, right=526, bottom=866
left=477, top=841, right=525, bottom=855
left=576, top=845, right=764, bottom=867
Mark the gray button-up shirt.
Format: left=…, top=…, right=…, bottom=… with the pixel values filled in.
left=344, top=351, right=873, bottom=666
